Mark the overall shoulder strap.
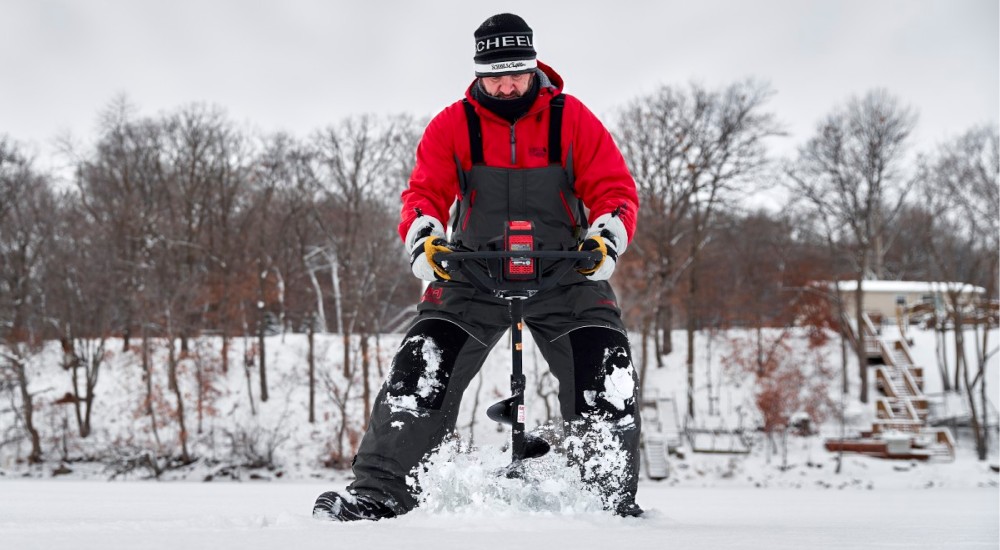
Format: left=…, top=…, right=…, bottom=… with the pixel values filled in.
left=548, top=94, right=565, bottom=165
left=462, top=99, right=484, bottom=165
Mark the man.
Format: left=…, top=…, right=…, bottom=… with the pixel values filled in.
left=313, top=13, right=641, bottom=521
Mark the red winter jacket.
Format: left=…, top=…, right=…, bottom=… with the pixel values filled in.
left=398, top=61, right=638, bottom=245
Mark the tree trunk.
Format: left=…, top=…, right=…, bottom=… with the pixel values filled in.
left=686, top=258, right=699, bottom=418
left=122, top=304, right=134, bottom=352
left=686, top=307, right=697, bottom=419
left=167, top=337, right=190, bottom=463
left=141, top=324, right=162, bottom=451
left=934, top=311, right=951, bottom=392
left=83, top=389, right=95, bottom=439
left=70, top=358, right=86, bottom=437
left=328, top=250, right=344, bottom=335
left=308, top=316, right=316, bottom=424
left=375, top=330, right=385, bottom=379
left=258, top=303, right=269, bottom=403
left=220, top=276, right=231, bottom=374
left=980, top=354, right=989, bottom=461
left=953, top=305, right=964, bottom=392
left=243, top=350, right=256, bottom=416
left=979, top=320, right=991, bottom=460
left=196, top=354, right=204, bottom=435
left=840, top=329, right=849, bottom=393
left=221, top=334, right=229, bottom=374
left=835, top=324, right=848, bottom=475
left=361, top=329, right=371, bottom=430
left=82, top=341, right=102, bottom=439
left=14, top=359, right=43, bottom=464
left=832, top=284, right=849, bottom=392
left=962, top=346, right=985, bottom=460
left=872, top=233, right=885, bottom=279
left=639, top=321, right=649, bottom=404
left=662, top=303, right=674, bottom=357
left=854, top=276, right=868, bottom=404
left=706, top=330, right=715, bottom=416
left=652, top=306, right=663, bottom=367
left=343, top=331, right=351, bottom=378
left=241, top=312, right=257, bottom=416
left=308, top=268, right=328, bottom=333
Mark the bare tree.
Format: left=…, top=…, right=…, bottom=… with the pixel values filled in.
left=146, top=103, right=255, bottom=459
left=74, top=100, right=172, bottom=457
left=614, top=79, right=781, bottom=417
left=40, top=193, right=121, bottom=439
left=917, top=124, right=999, bottom=460
left=73, top=96, right=170, bottom=351
left=786, top=89, right=917, bottom=403
left=255, top=132, right=324, bottom=418
left=0, top=137, right=55, bottom=463
left=311, top=114, right=418, bottom=407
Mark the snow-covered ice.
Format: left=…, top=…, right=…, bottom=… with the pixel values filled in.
left=0, top=478, right=995, bottom=550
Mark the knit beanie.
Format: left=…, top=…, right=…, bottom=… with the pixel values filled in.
left=473, top=13, right=537, bottom=76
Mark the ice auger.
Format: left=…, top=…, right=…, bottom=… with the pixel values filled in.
left=435, top=221, right=600, bottom=466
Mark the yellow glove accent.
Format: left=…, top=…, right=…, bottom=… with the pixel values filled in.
left=424, top=237, right=452, bottom=281
left=577, top=236, right=607, bottom=276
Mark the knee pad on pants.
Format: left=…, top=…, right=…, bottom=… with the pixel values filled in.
left=567, top=327, right=639, bottom=424
left=386, top=319, right=470, bottom=411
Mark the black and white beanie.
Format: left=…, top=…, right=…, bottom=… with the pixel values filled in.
left=473, top=13, right=537, bottom=76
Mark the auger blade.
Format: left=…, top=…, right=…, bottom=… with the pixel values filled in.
left=523, top=433, right=550, bottom=459
left=495, top=436, right=551, bottom=479
left=487, top=395, right=518, bottom=425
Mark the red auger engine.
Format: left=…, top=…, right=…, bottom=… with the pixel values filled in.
left=504, top=221, right=535, bottom=281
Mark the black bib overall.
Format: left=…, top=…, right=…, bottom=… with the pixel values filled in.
left=349, top=96, right=640, bottom=515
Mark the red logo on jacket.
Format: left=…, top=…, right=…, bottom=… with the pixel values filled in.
left=421, top=286, right=444, bottom=304
left=529, top=146, right=547, bottom=158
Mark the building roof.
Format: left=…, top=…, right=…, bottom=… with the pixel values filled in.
left=835, top=280, right=986, bottom=294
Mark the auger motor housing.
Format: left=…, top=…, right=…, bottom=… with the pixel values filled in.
left=504, top=220, right=535, bottom=281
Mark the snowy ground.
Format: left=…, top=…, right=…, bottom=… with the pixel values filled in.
left=0, top=478, right=996, bottom=550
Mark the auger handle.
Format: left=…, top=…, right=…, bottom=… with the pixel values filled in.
left=432, top=249, right=602, bottom=296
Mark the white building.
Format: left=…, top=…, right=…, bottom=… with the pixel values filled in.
left=834, top=280, right=986, bottom=321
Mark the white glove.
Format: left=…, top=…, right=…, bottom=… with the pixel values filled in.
left=578, top=212, right=628, bottom=281
left=404, top=215, right=450, bottom=281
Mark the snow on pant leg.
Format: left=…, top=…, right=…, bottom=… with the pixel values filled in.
left=349, top=317, right=502, bottom=514
left=532, top=325, right=641, bottom=511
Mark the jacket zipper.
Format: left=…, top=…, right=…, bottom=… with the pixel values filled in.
left=509, top=122, right=517, bottom=164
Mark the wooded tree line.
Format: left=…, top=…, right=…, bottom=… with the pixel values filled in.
left=2, top=84, right=997, bottom=465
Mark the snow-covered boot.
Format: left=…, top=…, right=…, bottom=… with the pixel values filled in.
left=312, top=491, right=396, bottom=521
left=615, top=500, right=644, bottom=518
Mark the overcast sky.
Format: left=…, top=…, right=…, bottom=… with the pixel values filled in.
left=1, top=0, right=997, bottom=172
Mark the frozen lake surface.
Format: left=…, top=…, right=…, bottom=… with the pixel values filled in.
left=1, top=479, right=996, bottom=550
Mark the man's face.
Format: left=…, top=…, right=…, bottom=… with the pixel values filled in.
left=480, top=72, right=533, bottom=99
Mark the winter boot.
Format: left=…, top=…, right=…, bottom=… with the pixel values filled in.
left=615, top=500, right=644, bottom=518
left=312, top=491, right=396, bottom=521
